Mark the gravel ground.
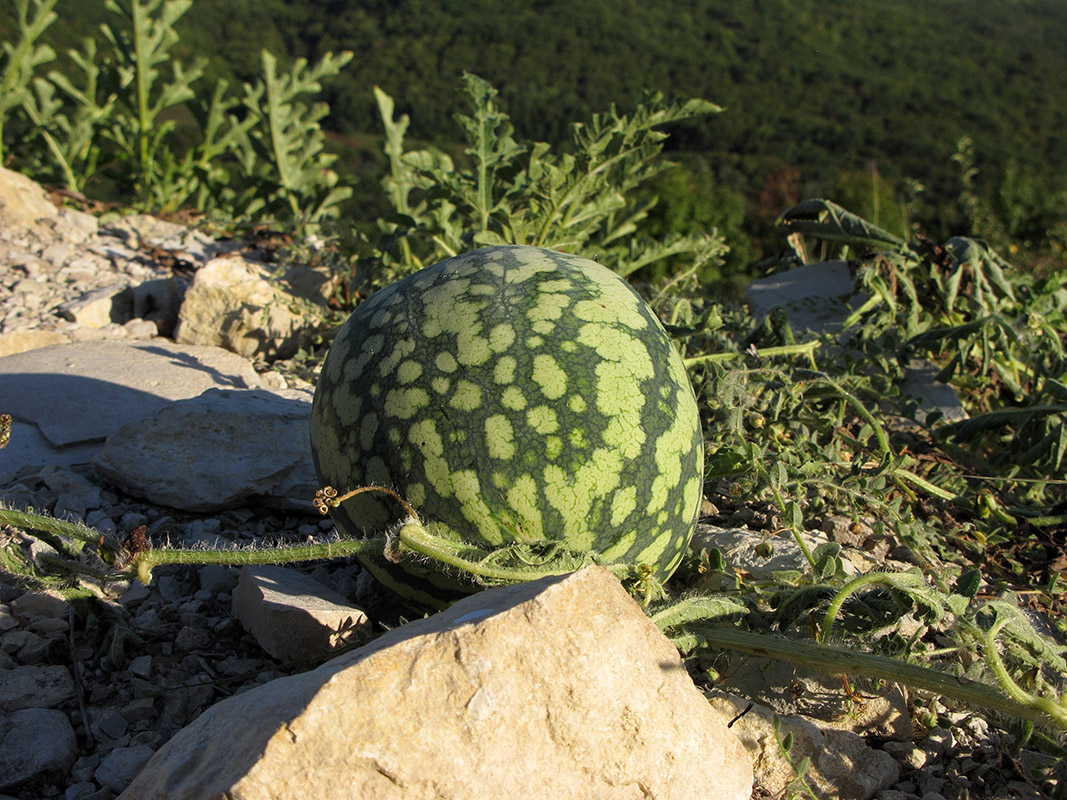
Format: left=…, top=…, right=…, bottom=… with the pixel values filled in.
left=1, top=467, right=1064, bottom=799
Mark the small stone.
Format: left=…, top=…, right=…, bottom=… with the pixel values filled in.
left=91, top=707, right=130, bottom=739
left=27, top=617, right=69, bottom=635
left=173, top=625, right=210, bottom=652
left=0, top=708, right=78, bottom=790
left=127, top=655, right=152, bottom=679
left=14, top=630, right=63, bottom=664
left=882, top=741, right=929, bottom=770
left=70, top=754, right=100, bottom=783
left=121, top=697, right=157, bottom=724
left=155, top=575, right=184, bottom=603
left=215, top=656, right=266, bottom=677
left=10, top=589, right=70, bottom=620
left=117, top=582, right=151, bottom=609
left=0, top=664, right=75, bottom=711
left=84, top=510, right=117, bottom=534
left=63, top=781, right=102, bottom=800
left=2, top=628, right=33, bottom=653
left=57, top=282, right=132, bottom=328
left=122, top=318, right=158, bottom=339
left=922, top=727, right=955, bottom=757
left=94, top=744, right=155, bottom=793
left=232, top=565, right=371, bottom=662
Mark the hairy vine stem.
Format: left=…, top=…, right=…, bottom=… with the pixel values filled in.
left=681, top=624, right=1067, bottom=732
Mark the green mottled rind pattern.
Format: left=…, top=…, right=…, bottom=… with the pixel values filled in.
left=310, top=245, right=703, bottom=609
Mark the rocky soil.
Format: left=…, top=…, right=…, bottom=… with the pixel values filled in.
left=0, top=168, right=1064, bottom=799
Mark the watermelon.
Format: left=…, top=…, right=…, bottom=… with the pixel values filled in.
left=310, top=245, right=704, bottom=610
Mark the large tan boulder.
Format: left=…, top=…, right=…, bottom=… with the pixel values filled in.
left=0, top=166, right=56, bottom=228
left=119, top=566, right=754, bottom=800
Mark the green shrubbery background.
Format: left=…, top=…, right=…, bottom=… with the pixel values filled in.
left=3, top=0, right=1067, bottom=290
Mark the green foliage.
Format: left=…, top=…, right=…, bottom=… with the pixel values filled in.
left=639, top=157, right=755, bottom=297
left=98, top=0, right=204, bottom=205
left=367, top=73, right=727, bottom=284
left=234, top=49, right=354, bottom=229
left=0, top=0, right=56, bottom=161
left=21, top=38, right=115, bottom=191
left=0, top=0, right=352, bottom=233
left=647, top=197, right=1067, bottom=733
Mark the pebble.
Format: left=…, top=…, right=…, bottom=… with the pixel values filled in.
left=921, top=727, right=956, bottom=757
left=0, top=664, right=75, bottom=711
left=127, top=654, right=153, bottom=678
left=93, top=744, right=155, bottom=793
left=882, top=740, right=928, bottom=770
left=0, top=708, right=78, bottom=788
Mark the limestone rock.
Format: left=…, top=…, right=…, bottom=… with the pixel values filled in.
left=0, top=328, right=69, bottom=358
left=94, top=745, right=156, bottom=794
left=708, top=692, right=899, bottom=800
left=745, top=260, right=863, bottom=337
left=0, top=664, right=75, bottom=711
left=0, top=707, right=78, bottom=789
left=690, top=524, right=881, bottom=585
left=118, top=566, right=754, bottom=800
left=0, top=166, right=57, bottom=229
left=174, top=254, right=331, bottom=361
left=92, top=387, right=316, bottom=512
left=10, top=588, right=71, bottom=620
left=232, top=565, right=371, bottom=662
left=0, top=340, right=261, bottom=471
left=745, top=262, right=966, bottom=425
left=900, top=359, right=968, bottom=424
left=57, top=281, right=133, bottom=328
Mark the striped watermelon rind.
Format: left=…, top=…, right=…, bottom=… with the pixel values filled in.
left=310, top=245, right=703, bottom=609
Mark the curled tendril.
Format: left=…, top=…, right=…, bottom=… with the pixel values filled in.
left=313, top=485, right=419, bottom=521
left=313, top=486, right=340, bottom=514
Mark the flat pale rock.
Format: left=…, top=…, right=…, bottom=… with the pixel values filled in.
left=92, top=387, right=316, bottom=512
left=690, top=525, right=880, bottom=583
left=0, top=340, right=261, bottom=470
left=0, top=329, right=69, bottom=358
left=232, top=565, right=371, bottom=662
left=0, top=665, right=75, bottom=712
left=900, top=358, right=968, bottom=424
left=707, top=652, right=910, bottom=742
left=118, top=566, right=754, bottom=800
left=745, top=260, right=865, bottom=336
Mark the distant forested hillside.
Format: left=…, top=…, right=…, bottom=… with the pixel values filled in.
left=5, top=0, right=1066, bottom=266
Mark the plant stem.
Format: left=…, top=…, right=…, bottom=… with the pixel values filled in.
left=395, top=522, right=608, bottom=583
left=687, top=623, right=1067, bottom=732
left=128, top=537, right=387, bottom=586
left=819, top=571, right=924, bottom=644
left=683, top=341, right=820, bottom=368
left=0, top=507, right=118, bottom=552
